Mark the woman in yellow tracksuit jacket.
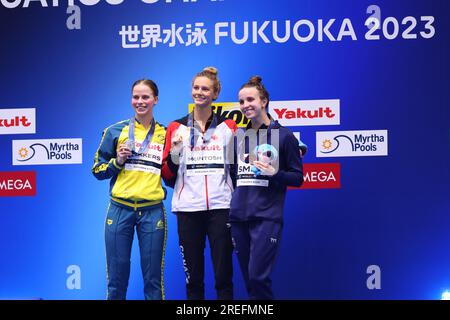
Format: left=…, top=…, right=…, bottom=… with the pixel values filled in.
left=92, top=79, right=168, bottom=300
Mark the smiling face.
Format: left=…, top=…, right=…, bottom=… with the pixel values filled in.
left=238, top=86, right=268, bottom=121
left=192, top=76, right=217, bottom=108
left=131, top=83, right=158, bottom=120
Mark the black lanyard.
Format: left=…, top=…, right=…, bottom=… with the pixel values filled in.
left=256, top=120, right=276, bottom=146
left=239, top=120, right=277, bottom=157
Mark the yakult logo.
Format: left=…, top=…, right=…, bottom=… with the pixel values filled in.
left=189, top=100, right=340, bottom=128
left=134, top=142, right=162, bottom=152
left=316, top=130, right=388, bottom=157
left=271, top=100, right=340, bottom=126
left=0, top=108, right=36, bottom=134
left=0, top=171, right=36, bottom=197
left=13, top=139, right=83, bottom=165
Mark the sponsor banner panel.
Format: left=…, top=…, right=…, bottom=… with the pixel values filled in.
left=271, top=100, right=340, bottom=126
left=316, top=130, right=388, bottom=157
left=189, top=100, right=340, bottom=128
left=289, top=163, right=341, bottom=190
left=0, top=108, right=36, bottom=135
left=12, top=139, right=83, bottom=165
left=0, top=171, right=36, bottom=197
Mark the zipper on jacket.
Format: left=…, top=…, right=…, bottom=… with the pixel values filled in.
left=205, top=175, right=209, bottom=211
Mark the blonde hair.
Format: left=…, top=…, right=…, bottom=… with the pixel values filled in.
left=192, top=66, right=221, bottom=97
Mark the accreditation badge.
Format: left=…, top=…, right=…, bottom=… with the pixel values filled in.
left=185, top=143, right=225, bottom=176
left=236, top=158, right=269, bottom=187
left=125, top=141, right=164, bottom=174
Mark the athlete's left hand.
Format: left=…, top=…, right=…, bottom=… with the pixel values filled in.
left=253, top=161, right=276, bottom=176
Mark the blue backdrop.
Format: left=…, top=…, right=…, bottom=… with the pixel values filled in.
left=0, top=0, right=449, bottom=300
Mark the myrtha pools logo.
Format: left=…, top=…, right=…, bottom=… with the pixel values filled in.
left=316, top=130, right=388, bottom=157
left=12, top=139, right=83, bottom=165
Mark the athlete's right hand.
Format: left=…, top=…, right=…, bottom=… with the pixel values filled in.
left=253, top=160, right=277, bottom=176
left=170, top=134, right=184, bottom=156
left=116, top=143, right=132, bottom=166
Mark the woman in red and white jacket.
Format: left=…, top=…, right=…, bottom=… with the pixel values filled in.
left=162, top=67, right=237, bottom=300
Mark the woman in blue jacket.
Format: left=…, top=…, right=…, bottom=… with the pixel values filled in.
left=230, top=76, right=306, bottom=300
